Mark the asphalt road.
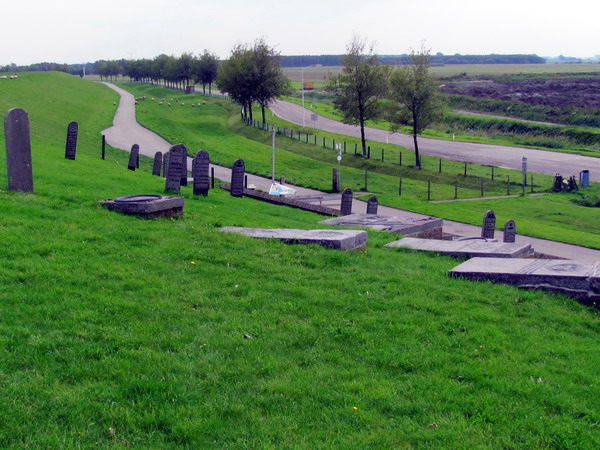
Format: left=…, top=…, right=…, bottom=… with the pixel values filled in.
left=98, top=83, right=600, bottom=261
left=270, top=100, right=600, bottom=181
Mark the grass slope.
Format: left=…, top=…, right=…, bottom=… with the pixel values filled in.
left=119, top=82, right=600, bottom=249
left=1, top=73, right=599, bottom=447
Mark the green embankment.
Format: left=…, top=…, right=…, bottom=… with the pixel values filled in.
left=120, top=82, right=600, bottom=249
left=0, top=73, right=599, bottom=447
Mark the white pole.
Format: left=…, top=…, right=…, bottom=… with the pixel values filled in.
left=301, top=67, right=305, bottom=128
left=272, top=127, right=276, bottom=183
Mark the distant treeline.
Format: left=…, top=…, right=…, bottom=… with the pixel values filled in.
left=1, top=53, right=547, bottom=74
left=280, top=54, right=546, bottom=67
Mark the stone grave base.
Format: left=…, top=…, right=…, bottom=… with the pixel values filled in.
left=220, top=184, right=339, bottom=216
left=385, top=237, right=533, bottom=258
left=219, top=227, right=367, bottom=251
left=101, top=195, right=184, bottom=218
left=319, top=214, right=443, bottom=239
left=449, top=257, right=600, bottom=305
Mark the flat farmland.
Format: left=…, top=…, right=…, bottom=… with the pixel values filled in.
left=283, top=64, right=600, bottom=85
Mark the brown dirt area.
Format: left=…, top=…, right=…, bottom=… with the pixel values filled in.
left=441, top=78, right=600, bottom=109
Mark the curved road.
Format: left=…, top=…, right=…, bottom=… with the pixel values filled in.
left=99, top=83, right=600, bottom=261
left=271, top=100, right=600, bottom=181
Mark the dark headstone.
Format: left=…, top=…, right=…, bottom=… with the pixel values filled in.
left=180, top=148, right=188, bottom=186
left=165, top=145, right=185, bottom=193
left=4, top=108, right=33, bottom=193
left=192, top=150, right=210, bottom=196
left=481, top=210, right=496, bottom=239
left=341, top=188, right=353, bottom=216
left=152, top=152, right=163, bottom=176
left=163, top=151, right=170, bottom=177
left=366, top=196, right=378, bottom=215
left=503, top=220, right=516, bottom=243
left=128, top=144, right=139, bottom=171
left=332, top=167, right=339, bottom=193
left=230, top=159, right=245, bottom=197
left=65, top=121, right=78, bottom=160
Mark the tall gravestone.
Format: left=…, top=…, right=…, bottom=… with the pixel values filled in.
left=165, top=145, right=185, bottom=193
left=4, top=108, right=33, bottom=193
left=230, top=159, right=245, bottom=197
left=366, top=196, right=378, bottom=215
left=163, top=151, right=170, bottom=177
left=192, top=150, right=210, bottom=196
left=503, top=220, right=516, bottom=243
left=180, top=148, right=188, bottom=186
left=65, top=121, right=78, bottom=160
left=332, top=167, right=339, bottom=193
left=128, top=144, right=139, bottom=171
left=152, top=152, right=163, bottom=176
left=341, top=188, right=353, bottom=216
left=481, top=210, right=496, bottom=239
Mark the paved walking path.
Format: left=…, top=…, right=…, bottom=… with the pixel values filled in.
left=99, top=83, right=600, bottom=262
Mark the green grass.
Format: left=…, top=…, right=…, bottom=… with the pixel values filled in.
left=115, top=82, right=600, bottom=249
left=283, top=64, right=600, bottom=80
left=1, top=72, right=600, bottom=447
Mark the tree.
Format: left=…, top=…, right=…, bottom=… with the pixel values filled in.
left=326, top=35, right=389, bottom=156
left=194, top=50, right=219, bottom=95
left=387, top=45, right=445, bottom=169
left=217, top=43, right=256, bottom=119
left=250, top=38, right=290, bottom=124
left=217, top=39, right=289, bottom=123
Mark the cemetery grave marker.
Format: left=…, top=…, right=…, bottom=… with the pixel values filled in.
left=341, top=188, right=353, bottom=215
left=128, top=144, right=139, bottom=171
left=366, top=196, right=378, bottom=215
left=152, top=152, right=163, bottom=176
left=193, top=150, right=210, bottom=196
left=230, top=159, right=245, bottom=197
left=65, top=121, right=78, bottom=160
left=503, top=220, right=516, bottom=243
left=481, top=210, right=496, bottom=239
left=165, top=145, right=185, bottom=193
left=4, top=108, right=33, bottom=193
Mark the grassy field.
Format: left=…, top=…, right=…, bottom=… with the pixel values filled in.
left=1, top=71, right=599, bottom=447
left=283, top=64, right=600, bottom=83
left=113, top=82, right=600, bottom=249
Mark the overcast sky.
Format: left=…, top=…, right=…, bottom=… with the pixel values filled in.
left=2, top=0, right=598, bottom=65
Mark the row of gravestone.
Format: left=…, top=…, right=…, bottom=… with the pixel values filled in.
left=4, top=110, right=90, bottom=193
left=160, top=145, right=211, bottom=196
left=482, top=210, right=516, bottom=243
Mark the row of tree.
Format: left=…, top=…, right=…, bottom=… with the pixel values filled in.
left=96, top=51, right=220, bottom=94
left=327, top=36, right=445, bottom=168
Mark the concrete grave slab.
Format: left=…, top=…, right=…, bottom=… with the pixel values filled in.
left=320, top=214, right=443, bottom=239
left=449, top=257, right=600, bottom=304
left=219, top=227, right=367, bottom=251
left=101, top=194, right=184, bottom=218
left=385, top=237, right=532, bottom=258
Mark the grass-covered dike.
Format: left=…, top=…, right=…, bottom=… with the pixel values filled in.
left=0, top=72, right=599, bottom=447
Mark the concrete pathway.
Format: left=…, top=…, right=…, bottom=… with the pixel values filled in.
left=99, top=83, right=600, bottom=262
left=270, top=100, right=600, bottom=182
